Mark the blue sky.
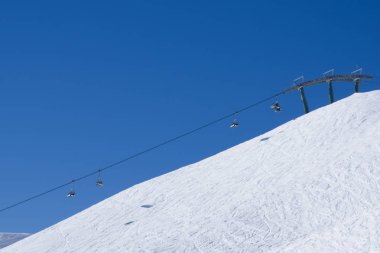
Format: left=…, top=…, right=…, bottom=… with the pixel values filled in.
left=1, top=0, right=379, bottom=233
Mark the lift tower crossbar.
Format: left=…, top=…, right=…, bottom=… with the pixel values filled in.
left=283, top=74, right=373, bottom=114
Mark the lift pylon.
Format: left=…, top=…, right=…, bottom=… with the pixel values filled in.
left=285, top=71, right=372, bottom=114
left=323, top=69, right=335, bottom=104
left=352, top=68, right=362, bottom=93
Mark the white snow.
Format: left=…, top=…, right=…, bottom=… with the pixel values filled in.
left=0, top=234, right=29, bottom=250
left=2, top=90, right=380, bottom=253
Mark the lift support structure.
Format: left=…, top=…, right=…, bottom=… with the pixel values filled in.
left=283, top=74, right=373, bottom=114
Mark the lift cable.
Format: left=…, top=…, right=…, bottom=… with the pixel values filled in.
left=0, top=89, right=289, bottom=213
left=1, top=75, right=378, bottom=213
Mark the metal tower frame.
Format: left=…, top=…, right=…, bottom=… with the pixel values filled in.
left=284, top=72, right=373, bottom=114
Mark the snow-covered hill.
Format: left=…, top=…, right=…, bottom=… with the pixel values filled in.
left=2, top=91, right=380, bottom=253
left=0, top=234, right=28, bottom=250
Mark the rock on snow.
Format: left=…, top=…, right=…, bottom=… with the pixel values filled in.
left=2, top=91, right=380, bottom=253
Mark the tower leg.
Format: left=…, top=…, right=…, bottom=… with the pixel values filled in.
left=354, top=80, right=360, bottom=93
left=328, top=80, right=334, bottom=104
left=299, top=87, right=309, bottom=114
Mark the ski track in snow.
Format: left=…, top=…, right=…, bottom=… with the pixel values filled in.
left=2, top=90, right=380, bottom=253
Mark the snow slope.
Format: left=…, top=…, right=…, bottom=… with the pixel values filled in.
left=0, top=234, right=28, bottom=250
left=2, top=91, right=380, bottom=253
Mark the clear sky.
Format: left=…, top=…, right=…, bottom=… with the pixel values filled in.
left=1, top=0, right=379, bottom=233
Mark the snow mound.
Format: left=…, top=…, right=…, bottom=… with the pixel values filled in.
left=0, top=234, right=29, bottom=250
left=2, top=91, right=380, bottom=253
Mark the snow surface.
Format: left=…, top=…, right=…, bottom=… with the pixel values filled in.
left=0, top=234, right=29, bottom=250
left=2, top=91, right=380, bottom=253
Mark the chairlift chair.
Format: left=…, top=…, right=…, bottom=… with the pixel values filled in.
left=67, top=180, right=76, bottom=197
left=96, top=171, right=104, bottom=187
left=67, top=191, right=76, bottom=197
left=96, top=179, right=103, bottom=187
left=271, top=102, right=281, bottom=112
left=230, top=119, right=239, bottom=128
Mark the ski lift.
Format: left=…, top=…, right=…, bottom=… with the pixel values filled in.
left=230, top=113, right=239, bottom=128
left=96, top=170, right=103, bottom=187
left=67, top=180, right=76, bottom=198
left=67, top=191, right=76, bottom=197
left=230, top=119, right=239, bottom=128
left=96, top=179, right=103, bottom=187
left=271, top=101, right=281, bottom=112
